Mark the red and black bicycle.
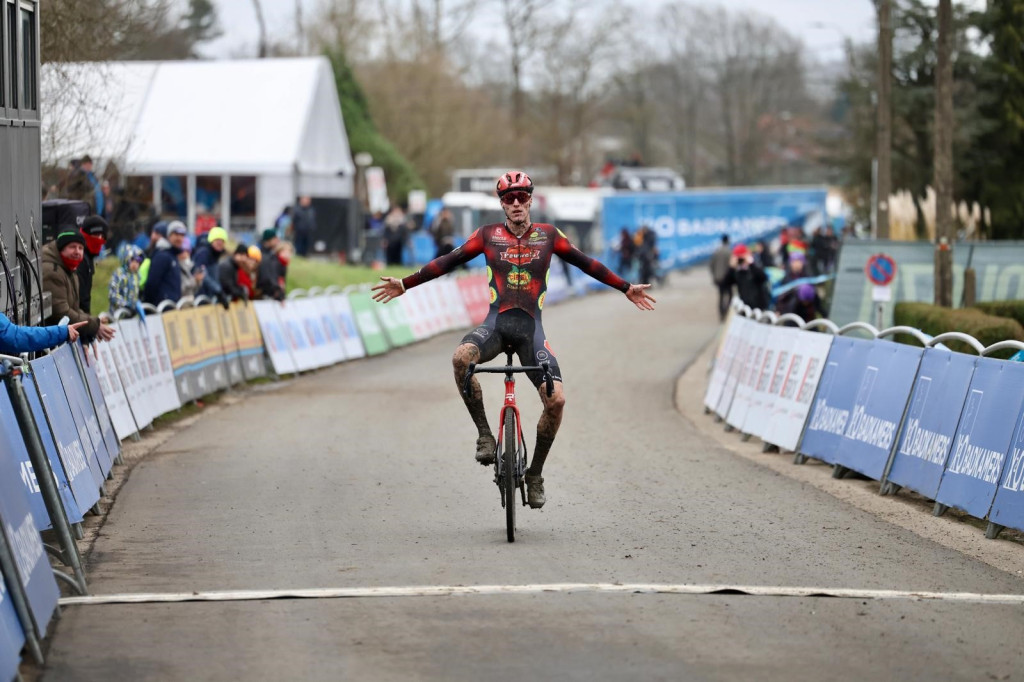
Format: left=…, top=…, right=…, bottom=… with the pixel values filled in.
left=464, top=352, right=553, bottom=543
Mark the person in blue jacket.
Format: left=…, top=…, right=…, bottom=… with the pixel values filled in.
left=142, top=220, right=185, bottom=306
left=0, top=314, right=85, bottom=356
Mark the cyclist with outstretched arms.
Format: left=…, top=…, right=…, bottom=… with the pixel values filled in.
left=372, top=170, right=655, bottom=508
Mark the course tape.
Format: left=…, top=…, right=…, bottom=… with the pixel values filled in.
left=60, top=583, right=1024, bottom=606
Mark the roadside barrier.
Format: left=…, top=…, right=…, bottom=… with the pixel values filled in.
left=0, top=266, right=604, bottom=671
left=706, top=301, right=1024, bottom=542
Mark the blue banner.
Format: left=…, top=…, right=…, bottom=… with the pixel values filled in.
left=52, top=345, right=113, bottom=478
left=0, top=574, right=24, bottom=682
left=987, top=396, right=1024, bottom=534
left=30, top=355, right=102, bottom=512
left=886, top=349, right=978, bottom=499
left=601, top=187, right=827, bottom=271
left=830, top=341, right=923, bottom=481
left=75, top=343, right=121, bottom=464
left=934, top=359, right=1024, bottom=519
left=22, top=372, right=84, bottom=525
left=798, top=336, right=875, bottom=464
left=0, top=438, right=59, bottom=637
left=0, top=386, right=49, bottom=531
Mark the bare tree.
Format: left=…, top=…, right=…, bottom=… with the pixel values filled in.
left=500, top=0, right=542, bottom=153
left=934, top=0, right=953, bottom=306
left=251, top=0, right=269, bottom=57
left=875, top=0, right=893, bottom=238
left=306, top=0, right=377, bottom=57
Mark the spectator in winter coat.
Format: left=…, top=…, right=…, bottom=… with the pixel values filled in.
left=291, top=196, right=316, bottom=257
left=721, top=243, right=769, bottom=311
left=142, top=220, right=185, bottom=306
left=77, top=215, right=108, bottom=314
left=708, top=234, right=732, bottom=322
left=218, top=244, right=253, bottom=302
left=108, top=244, right=144, bottom=312
left=193, top=226, right=230, bottom=305
left=42, top=231, right=115, bottom=341
left=0, top=313, right=85, bottom=355
left=138, top=220, right=169, bottom=289
left=778, top=283, right=827, bottom=323
left=257, top=228, right=286, bottom=301
left=178, top=237, right=202, bottom=300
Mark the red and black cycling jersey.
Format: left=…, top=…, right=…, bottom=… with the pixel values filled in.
left=402, top=222, right=629, bottom=319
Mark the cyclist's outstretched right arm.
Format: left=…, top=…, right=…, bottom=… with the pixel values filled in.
left=401, top=229, right=485, bottom=290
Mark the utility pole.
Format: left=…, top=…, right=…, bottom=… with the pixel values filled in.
left=875, top=0, right=892, bottom=240
left=934, top=0, right=954, bottom=307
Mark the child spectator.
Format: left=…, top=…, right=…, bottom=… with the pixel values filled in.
left=108, top=244, right=145, bottom=312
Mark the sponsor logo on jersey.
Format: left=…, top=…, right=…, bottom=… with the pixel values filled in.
left=538, top=292, right=546, bottom=310
left=528, top=230, right=548, bottom=244
left=500, top=244, right=541, bottom=265
left=507, top=266, right=532, bottom=289
left=489, top=287, right=498, bottom=304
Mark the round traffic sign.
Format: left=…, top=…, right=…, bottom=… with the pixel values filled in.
left=865, top=253, right=897, bottom=287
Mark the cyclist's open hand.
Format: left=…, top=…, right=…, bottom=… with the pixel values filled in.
left=371, top=276, right=406, bottom=304
left=625, top=283, right=656, bottom=311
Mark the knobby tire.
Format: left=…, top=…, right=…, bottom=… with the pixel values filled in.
left=504, top=409, right=516, bottom=543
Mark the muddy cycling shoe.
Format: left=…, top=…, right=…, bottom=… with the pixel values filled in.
left=525, top=474, right=546, bottom=508
left=475, top=435, right=497, bottom=466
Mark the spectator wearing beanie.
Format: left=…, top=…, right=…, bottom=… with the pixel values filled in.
left=194, top=226, right=230, bottom=306
left=108, top=243, right=145, bottom=312
left=43, top=231, right=115, bottom=342
left=77, top=215, right=108, bottom=314
left=218, top=244, right=253, bottom=302
left=257, top=227, right=285, bottom=301
left=142, top=220, right=186, bottom=306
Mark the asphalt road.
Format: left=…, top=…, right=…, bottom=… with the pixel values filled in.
left=43, top=270, right=1024, bottom=681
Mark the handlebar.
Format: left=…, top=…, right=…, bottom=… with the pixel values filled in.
left=463, top=361, right=554, bottom=398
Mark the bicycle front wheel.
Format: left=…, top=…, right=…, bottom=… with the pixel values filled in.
left=504, top=409, right=516, bottom=543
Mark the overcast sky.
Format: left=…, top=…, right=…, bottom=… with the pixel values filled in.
left=202, top=0, right=886, bottom=62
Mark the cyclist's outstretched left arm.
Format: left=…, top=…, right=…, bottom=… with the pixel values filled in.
left=554, top=231, right=655, bottom=311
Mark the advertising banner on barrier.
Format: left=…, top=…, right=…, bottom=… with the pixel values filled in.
left=703, top=316, right=745, bottom=412
left=0, top=385, right=49, bottom=531
left=828, top=340, right=922, bottom=481
left=21, top=372, right=83, bottom=524
left=375, top=297, right=416, bottom=347
left=348, top=291, right=391, bottom=356
left=714, top=316, right=754, bottom=418
left=252, top=300, right=298, bottom=374
left=161, top=309, right=196, bottom=404
left=53, top=345, right=113, bottom=477
left=29, top=355, right=102, bottom=511
left=0, top=574, right=25, bottom=682
left=457, top=273, right=490, bottom=326
left=278, top=301, right=322, bottom=371
left=87, top=340, right=137, bottom=441
left=759, top=328, right=835, bottom=451
left=230, top=302, right=267, bottom=380
left=886, top=349, right=977, bottom=499
left=738, top=325, right=786, bottom=439
left=299, top=298, right=345, bottom=366
left=0, top=444, right=59, bottom=636
left=399, top=287, right=432, bottom=341
left=114, top=320, right=157, bottom=428
left=421, top=284, right=446, bottom=335
left=440, top=277, right=473, bottom=330
left=725, top=322, right=771, bottom=430
left=934, top=359, right=1024, bottom=519
left=327, top=295, right=366, bottom=360
left=140, top=316, right=184, bottom=414
left=75, top=344, right=120, bottom=463
left=798, top=336, right=875, bottom=464
left=193, top=306, right=229, bottom=394
left=215, top=307, right=245, bottom=385
left=989, top=405, right=1024, bottom=534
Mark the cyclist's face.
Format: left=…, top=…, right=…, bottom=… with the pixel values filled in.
left=502, top=192, right=531, bottom=224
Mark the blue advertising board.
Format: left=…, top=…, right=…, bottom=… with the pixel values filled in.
left=798, top=336, right=874, bottom=464
left=830, top=341, right=923, bottom=481
left=0, top=386, right=49, bottom=531
left=934, top=358, right=1024, bottom=519
left=75, top=343, right=121, bottom=463
left=601, top=187, right=827, bottom=271
left=986, top=400, right=1024, bottom=534
left=886, top=349, right=978, bottom=499
left=22, top=373, right=84, bottom=525
left=0, top=440, right=59, bottom=636
left=0, top=574, right=24, bottom=682
left=30, top=355, right=102, bottom=513
left=52, top=345, right=113, bottom=478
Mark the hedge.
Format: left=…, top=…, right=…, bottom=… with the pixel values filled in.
left=974, top=301, right=1024, bottom=330
left=894, top=302, right=1024, bottom=356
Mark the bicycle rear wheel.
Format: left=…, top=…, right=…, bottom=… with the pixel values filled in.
left=503, top=409, right=516, bottom=543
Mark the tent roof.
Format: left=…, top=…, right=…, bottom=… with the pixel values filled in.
left=42, top=57, right=355, bottom=177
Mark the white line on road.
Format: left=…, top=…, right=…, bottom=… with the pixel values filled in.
left=60, top=583, right=1024, bottom=607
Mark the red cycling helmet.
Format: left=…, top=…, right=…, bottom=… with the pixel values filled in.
left=496, top=170, right=534, bottom=196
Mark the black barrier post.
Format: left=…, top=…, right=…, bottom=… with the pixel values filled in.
left=71, top=342, right=124, bottom=466
left=3, top=367, right=88, bottom=595
left=0, top=529, right=43, bottom=664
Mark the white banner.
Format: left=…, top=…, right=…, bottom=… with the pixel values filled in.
left=760, top=328, right=835, bottom=451
left=399, top=287, right=433, bottom=341
left=739, top=326, right=795, bottom=440
left=725, top=321, right=773, bottom=431
left=439, top=277, right=472, bottom=330
left=715, top=317, right=758, bottom=418
left=121, top=318, right=162, bottom=427
left=253, top=300, right=299, bottom=375
left=295, top=298, right=344, bottom=367
left=139, top=316, right=183, bottom=416
left=327, top=295, right=366, bottom=360
left=703, top=316, right=745, bottom=412
left=88, top=340, right=137, bottom=441
left=106, top=320, right=155, bottom=430
left=308, top=297, right=349, bottom=364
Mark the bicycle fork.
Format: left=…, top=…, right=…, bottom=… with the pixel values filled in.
left=495, top=376, right=528, bottom=507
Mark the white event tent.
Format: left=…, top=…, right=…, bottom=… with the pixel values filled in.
left=41, top=57, right=355, bottom=236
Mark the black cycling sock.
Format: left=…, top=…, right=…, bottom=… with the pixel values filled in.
left=528, top=433, right=555, bottom=476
